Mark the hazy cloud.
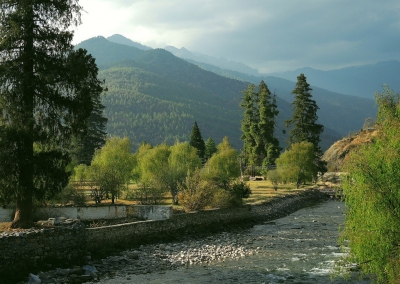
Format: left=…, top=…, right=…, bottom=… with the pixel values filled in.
left=74, top=0, right=400, bottom=73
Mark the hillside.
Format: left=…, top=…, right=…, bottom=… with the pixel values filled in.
left=187, top=60, right=377, bottom=136
left=270, top=60, right=400, bottom=99
left=76, top=36, right=376, bottom=151
left=323, top=129, right=378, bottom=171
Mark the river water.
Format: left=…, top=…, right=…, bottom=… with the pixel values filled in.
left=93, top=201, right=371, bottom=284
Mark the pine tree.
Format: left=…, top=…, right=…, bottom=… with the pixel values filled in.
left=285, top=74, right=326, bottom=173
left=240, top=84, right=258, bottom=171
left=71, top=96, right=108, bottom=165
left=257, top=81, right=281, bottom=167
left=240, top=82, right=280, bottom=175
left=0, top=1, right=105, bottom=228
left=189, top=121, right=205, bottom=159
left=204, top=137, right=217, bottom=161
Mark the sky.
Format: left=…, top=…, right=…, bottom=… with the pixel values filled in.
left=73, top=0, right=400, bottom=74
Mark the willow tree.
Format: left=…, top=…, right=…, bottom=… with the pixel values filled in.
left=0, top=1, right=104, bottom=228
left=340, top=86, right=400, bottom=283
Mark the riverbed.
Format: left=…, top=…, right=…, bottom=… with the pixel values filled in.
left=86, top=201, right=370, bottom=284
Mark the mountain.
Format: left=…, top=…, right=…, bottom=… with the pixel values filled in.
left=269, top=60, right=400, bottom=99
left=107, top=34, right=152, bottom=51
left=76, top=36, right=376, bottom=151
left=76, top=36, right=144, bottom=68
left=186, top=60, right=377, bottom=138
left=164, top=46, right=261, bottom=77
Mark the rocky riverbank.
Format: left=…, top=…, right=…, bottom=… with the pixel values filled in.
left=19, top=189, right=328, bottom=284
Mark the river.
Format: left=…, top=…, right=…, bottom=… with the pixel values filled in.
left=90, top=200, right=370, bottom=284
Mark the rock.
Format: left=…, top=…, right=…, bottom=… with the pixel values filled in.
left=82, top=265, right=98, bottom=274
left=28, top=273, right=41, bottom=284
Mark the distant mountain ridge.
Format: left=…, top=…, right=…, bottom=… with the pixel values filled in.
left=107, top=34, right=152, bottom=51
left=270, top=60, right=400, bottom=99
left=75, top=36, right=377, bottom=151
left=164, top=45, right=261, bottom=77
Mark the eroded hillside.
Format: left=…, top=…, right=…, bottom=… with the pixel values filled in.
left=323, top=129, right=378, bottom=171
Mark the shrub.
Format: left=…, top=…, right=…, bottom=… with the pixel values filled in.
left=177, top=169, right=213, bottom=212
left=125, top=184, right=166, bottom=205
left=267, top=169, right=281, bottom=191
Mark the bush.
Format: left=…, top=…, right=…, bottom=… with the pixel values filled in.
left=51, top=184, right=87, bottom=206
left=125, top=185, right=166, bottom=205
left=178, top=169, right=213, bottom=212
left=267, top=169, right=281, bottom=191
left=231, top=181, right=251, bottom=198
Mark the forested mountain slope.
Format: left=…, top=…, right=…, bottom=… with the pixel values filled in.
left=76, top=37, right=374, bottom=151
left=189, top=60, right=377, bottom=137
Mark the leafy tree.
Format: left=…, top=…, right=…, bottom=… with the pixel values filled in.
left=189, top=121, right=205, bottom=159
left=0, top=1, right=105, bottom=228
left=285, top=74, right=326, bottom=173
left=88, top=137, right=134, bottom=204
left=177, top=168, right=213, bottom=212
left=203, top=136, right=240, bottom=189
left=275, top=142, right=317, bottom=188
left=340, top=86, right=400, bottom=283
left=204, top=137, right=217, bottom=161
left=267, top=169, right=281, bottom=191
left=137, top=143, right=171, bottom=202
left=168, top=141, right=202, bottom=204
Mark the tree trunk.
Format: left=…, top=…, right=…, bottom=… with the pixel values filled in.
left=10, top=3, right=35, bottom=229
left=10, top=191, right=34, bottom=229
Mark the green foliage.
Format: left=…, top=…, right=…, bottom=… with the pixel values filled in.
left=340, top=86, right=400, bottom=283
left=240, top=81, right=281, bottom=175
left=50, top=184, right=87, bottom=206
left=168, top=141, right=202, bottom=203
left=230, top=180, right=252, bottom=199
left=204, top=137, right=240, bottom=182
left=189, top=122, right=206, bottom=159
left=88, top=137, right=134, bottom=204
left=276, top=142, right=317, bottom=188
left=285, top=74, right=326, bottom=173
left=0, top=1, right=105, bottom=228
left=70, top=94, right=108, bottom=166
left=204, top=137, right=217, bottom=161
left=267, top=169, right=282, bottom=191
left=177, top=169, right=213, bottom=212
left=125, top=185, right=165, bottom=205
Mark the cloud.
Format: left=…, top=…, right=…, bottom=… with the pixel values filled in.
left=74, top=0, right=400, bottom=73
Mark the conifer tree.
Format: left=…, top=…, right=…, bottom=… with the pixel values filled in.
left=204, top=137, right=217, bottom=161
left=285, top=74, right=326, bottom=173
left=71, top=96, right=108, bottom=165
left=257, top=81, right=281, bottom=167
left=0, top=1, right=105, bottom=228
left=240, top=82, right=280, bottom=174
left=189, top=121, right=205, bottom=159
left=240, top=84, right=258, bottom=171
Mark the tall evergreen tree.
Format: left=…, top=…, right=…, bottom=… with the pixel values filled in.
left=204, top=137, right=217, bottom=161
left=240, top=84, right=258, bottom=171
left=240, top=82, right=280, bottom=174
left=71, top=96, right=108, bottom=165
left=257, top=81, right=281, bottom=167
left=0, top=1, right=105, bottom=228
left=189, top=121, right=205, bottom=159
left=285, top=74, right=326, bottom=173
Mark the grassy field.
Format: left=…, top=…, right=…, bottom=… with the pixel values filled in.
left=0, top=180, right=314, bottom=232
